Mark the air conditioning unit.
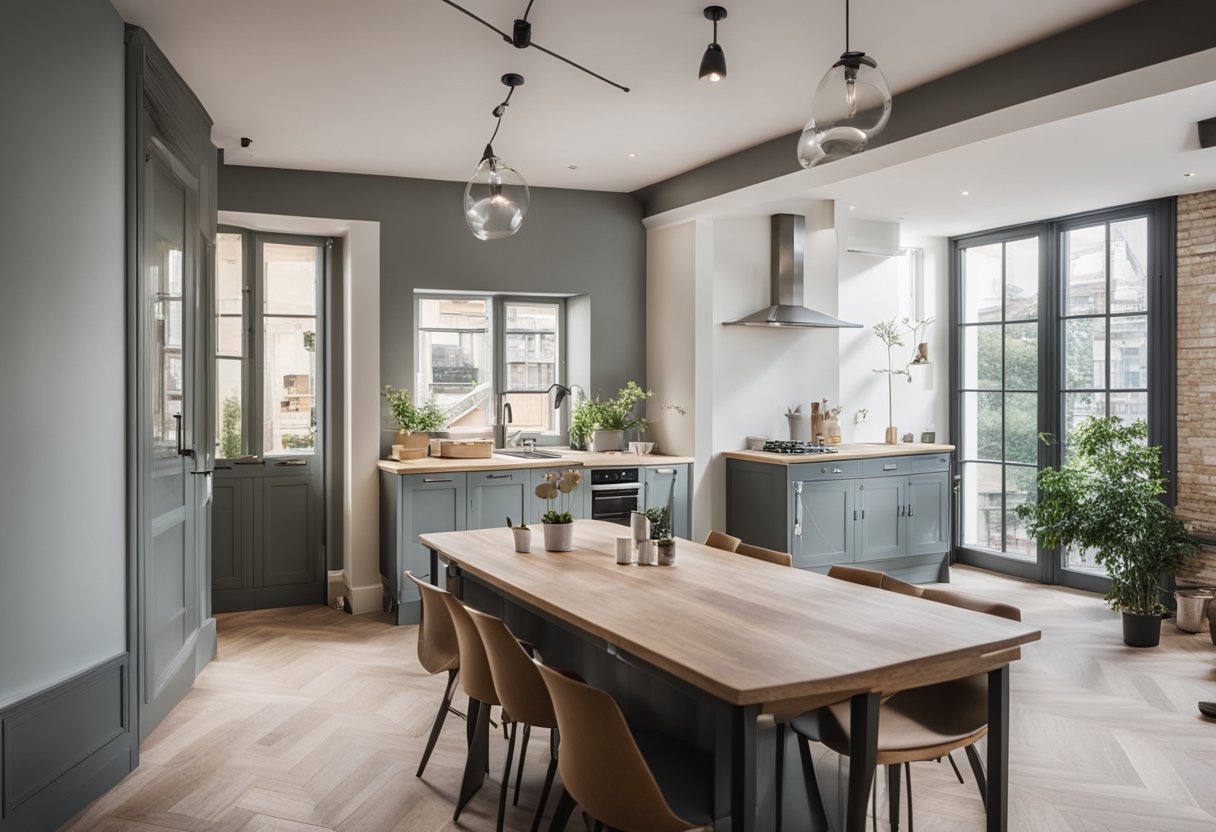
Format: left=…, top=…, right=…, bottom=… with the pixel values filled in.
left=845, top=219, right=901, bottom=257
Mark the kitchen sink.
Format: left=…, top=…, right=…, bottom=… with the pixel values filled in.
left=494, top=448, right=563, bottom=459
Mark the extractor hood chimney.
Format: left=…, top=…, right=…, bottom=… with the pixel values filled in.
left=724, top=214, right=861, bottom=328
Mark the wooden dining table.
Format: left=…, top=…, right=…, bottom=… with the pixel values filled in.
left=421, top=520, right=1040, bottom=832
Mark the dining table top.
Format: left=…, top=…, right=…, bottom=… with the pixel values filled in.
left=419, top=520, right=1041, bottom=708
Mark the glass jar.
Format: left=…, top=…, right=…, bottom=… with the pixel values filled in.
left=824, top=416, right=843, bottom=445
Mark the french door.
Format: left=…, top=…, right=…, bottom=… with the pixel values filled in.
left=951, top=200, right=1175, bottom=590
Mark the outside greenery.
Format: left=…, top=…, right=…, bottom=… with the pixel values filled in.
left=220, top=396, right=242, bottom=459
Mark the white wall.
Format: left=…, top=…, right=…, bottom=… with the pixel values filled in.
left=0, top=0, right=126, bottom=708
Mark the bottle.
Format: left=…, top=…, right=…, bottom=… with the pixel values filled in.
left=825, top=415, right=842, bottom=445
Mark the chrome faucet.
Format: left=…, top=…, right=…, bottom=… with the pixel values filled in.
left=493, top=399, right=513, bottom=449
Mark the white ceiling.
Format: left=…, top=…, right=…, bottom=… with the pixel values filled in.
left=113, top=0, right=1139, bottom=192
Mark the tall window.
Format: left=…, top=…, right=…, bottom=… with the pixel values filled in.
left=214, top=229, right=325, bottom=459
left=952, top=200, right=1174, bottom=589
left=415, top=295, right=564, bottom=438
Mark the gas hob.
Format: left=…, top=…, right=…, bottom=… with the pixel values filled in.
left=761, top=440, right=838, bottom=455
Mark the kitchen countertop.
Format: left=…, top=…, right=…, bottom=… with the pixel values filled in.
left=721, top=442, right=955, bottom=464
left=377, top=448, right=695, bottom=476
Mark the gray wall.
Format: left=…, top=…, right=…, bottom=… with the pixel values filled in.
left=0, top=0, right=127, bottom=708
left=217, top=165, right=647, bottom=452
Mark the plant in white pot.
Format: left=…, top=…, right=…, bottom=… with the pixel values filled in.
left=569, top=382, right=652, bottom=452
left=1015, top=417, right=1197, bottom=648
left=535, top=469, right=583, bottom=551
left=382, top=385, right=446, bottom=459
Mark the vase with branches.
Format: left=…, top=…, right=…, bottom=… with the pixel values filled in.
left=872, top=319, right=909, bottom=444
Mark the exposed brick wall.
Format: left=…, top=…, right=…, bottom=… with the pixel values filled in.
left=1175, top=189, right=1216, bottom=585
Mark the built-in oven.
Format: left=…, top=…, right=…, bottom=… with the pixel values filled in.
left=589, top=467, right=641, bottom=525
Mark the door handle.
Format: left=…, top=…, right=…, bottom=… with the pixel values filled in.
left=190, top=470, right=213, bottom=476
left=173, top=413, right=195, bottom=459
left=793, top=481, right=803, bottom=537
left=907, top=504, right=914, bottom=518
left=274, top=459, right=308, bottom=466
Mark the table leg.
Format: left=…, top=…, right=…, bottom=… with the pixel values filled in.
left=987, top=665, right=1009, bottom=832
left=715, top=703, right=759, bottom=831
left=429, top=547, right=439, bottom=588
left=846, top=692, right=880, bottom=832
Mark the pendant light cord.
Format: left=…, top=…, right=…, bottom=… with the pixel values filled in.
left=483, top=84, right=518, bottom=156
left=523, top=0, right=536, bottom=21
left=845, top=0, right=851, bottom=52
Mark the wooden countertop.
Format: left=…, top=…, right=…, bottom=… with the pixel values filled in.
left=722, top=442, right=955, bottom=465
left=378, top=449, right=695, bottom=476
left=420, top=520, right=1039, bottom=708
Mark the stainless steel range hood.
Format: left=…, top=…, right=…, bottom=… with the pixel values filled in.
left=724, top=214, right=861, bottom=328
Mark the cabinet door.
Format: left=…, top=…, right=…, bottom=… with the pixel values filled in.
left=906, top=472, right=950, bottom=556
left=469, top=470, right=530, bottom=530
left=857, top=478, right=905, bottom=561
left=210, top=477, right=245, bottom=592
left=644, top=465, right=689, bottom=539
left=792, top=479, right=854, bottom=569
left=258, top=474, right=318, bottom=588
left=404, top=474, right=467, bottom=587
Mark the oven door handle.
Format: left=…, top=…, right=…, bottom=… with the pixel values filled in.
left=590, top=483, right=642, bottom=492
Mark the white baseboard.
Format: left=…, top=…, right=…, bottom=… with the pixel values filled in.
left=344, top=581, right=384, bottom=615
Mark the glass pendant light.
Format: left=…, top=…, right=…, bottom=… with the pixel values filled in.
left=464, top=74, right=531, bottom=241
left=797, top=0, right=891, bottom=169
left=698, top=6, right=728, bottom=83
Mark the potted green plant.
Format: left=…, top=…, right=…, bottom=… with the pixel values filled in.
left=535, top=469, right=583, bottom=551
left=643, top=506, right=677, bottom=565
left=1015, top=417, right=1197, bottom=648
left=382, top=385, right=447, bottom=459
left=577, top=382, right=653, bottom=452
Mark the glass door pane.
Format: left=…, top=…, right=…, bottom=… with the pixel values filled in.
left=262, top=242, right=319, bottom=455
left=215, top=231, right=244, bottom=458
left=503, top=301, right=561, bottom=434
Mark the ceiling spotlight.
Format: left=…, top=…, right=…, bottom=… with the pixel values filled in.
left=464, top=74, right=530, bottom=241
left=797, top=0, right=892, bottom=169
left=627, top=152, right=640, bottom=158
left=567, top=164, right=579, bottom=170
left=1185, top=172, right=1197, bottom=177
left=699, top=6, right=728, bottom=83
left=961, top=190, right=970, bottom=196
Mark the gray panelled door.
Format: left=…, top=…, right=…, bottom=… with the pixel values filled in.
left=139, top=139, right=204, bottom=739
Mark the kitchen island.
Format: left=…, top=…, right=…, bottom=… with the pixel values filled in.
left=379, top=449, right=692, bottom=623
left=724, top=443, right=955, bottom=583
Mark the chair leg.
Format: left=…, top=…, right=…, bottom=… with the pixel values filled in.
left=455, top=700, right=492, bottom=821
left=871, top=773, right=878, bottom=832
left=548, top=787, right=576, bottom=832
left=945, top=752, right=965, bottom=784
left=774, top=723, right=785, bottom=832
left=514, top=722, right=532, bottom=806
left=497, top=721, right=518, bottom=832
left=531, top=751, right=560, bottom=832
left=904, top=763, right=913, bottom=832
left=887, top=764, right=900, bottom=832
left=796, top=736, right=830, bottom=830
left=416, top=668, right=458, bottom=778
left=963, top=744, right=987, bottom=808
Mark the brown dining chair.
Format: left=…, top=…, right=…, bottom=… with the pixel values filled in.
left=736, top=541, right=794, bottom=568
left=439, top=592, right=511, bottom=824
left=467, top=607, right=562, bottom=832
left=879, top=573, right=924, bottom=598
left=536, top=661, right=714, bottom=832
left=827, top=563, right=884, bottom=587
left=792, top=584, right=1022, bottom=831
left=404, top=572, right=461, bottom=780
left=703, top=530, right=742, bottom=552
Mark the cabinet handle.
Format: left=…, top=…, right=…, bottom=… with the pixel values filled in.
left=655, top=468, right=676, bottom=475
left=793, top=481, right=803, bottom=537
left=423, top=477, right=452, bottom=484
left=486, top=473, right=512, bottom=479
left=883, top=463, right=898, bottom=471
left=861, top=509, right=866, bottom=520
left=275, top=459, right=307, bottom=466
left=907, top=504, right=914, bottom=517
left=853, top=509, right=858, bottom=521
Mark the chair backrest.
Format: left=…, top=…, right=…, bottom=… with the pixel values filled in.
left=921, top=586, right=1021, bottom=622
left=827, top=564, right=883, bottom=588
left=535, top=662, right=695, bottom=832
left=703, top=530, right=742, bottom=553
left=438, top=593, right=500, bottom=705
left=467, top=607, right=556, bottom=730
left=879, top=574, right=924, bottom=598
left=736, top=542, right=793, bottom=568
left=404, top=572, right=459, bottom=675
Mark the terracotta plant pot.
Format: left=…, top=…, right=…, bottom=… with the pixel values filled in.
left=1122, top=611, right=1162, bottom=648
left=543, top=522, right=573, bottom=552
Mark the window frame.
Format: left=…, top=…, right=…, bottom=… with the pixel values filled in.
left=215, top=225, right=329, bottom=460
left=949, top=198, right=1176, bottom=591
left=414, top=293, right=569, bottom=443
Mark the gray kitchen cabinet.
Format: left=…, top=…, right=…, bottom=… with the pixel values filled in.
left=791, top=478, right=854, bottom=568
left=726, top=452, right=953, bottom=583
left=644, top=464, right=690, bottom=539
left=212, top=463, right=323, bottom=613
left=856, top=478, right=906, bottom=562
left=906, top=471, right=950, bottom=556
left=381, top=471, right=467, bottom=624
left=468, top=469, right=532, bottom=529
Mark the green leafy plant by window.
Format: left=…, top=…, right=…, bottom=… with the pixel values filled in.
left=568, top=381, right=655, bottom=447
left=382, top=385, right=447, bottom=434
left=1015, top=417, right=1196, bottom=614
left=220, top=395, right=242, bottom=459
left=535, top=469, right=582, bottom=524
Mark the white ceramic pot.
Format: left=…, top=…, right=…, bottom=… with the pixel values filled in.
left=543, top=522, right=574, bottom=552
left=590, top=429, right=624, bottom=453
left=511, top=527, right=533, bottom=553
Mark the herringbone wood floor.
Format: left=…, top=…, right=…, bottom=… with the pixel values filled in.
left=64, top=567, right=1216, bottom=831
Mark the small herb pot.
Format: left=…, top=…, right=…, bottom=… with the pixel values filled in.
left=511, top=527, right=532, bottom=553
left=657, top=541, right=676, bottom=566
left=1122, top=611, right=1162, bottom=648
left=543, top=522, right=574, bottom=552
